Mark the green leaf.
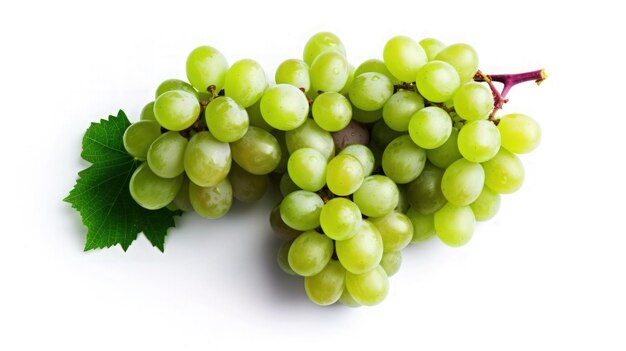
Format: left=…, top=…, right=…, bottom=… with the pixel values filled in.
left=64, top=110, right=182, bottom=252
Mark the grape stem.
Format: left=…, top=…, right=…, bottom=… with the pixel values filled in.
left=474, top=69, right=547, bottom=122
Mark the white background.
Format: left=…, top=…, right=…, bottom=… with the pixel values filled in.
left=1, top=0, right=625, bottom=350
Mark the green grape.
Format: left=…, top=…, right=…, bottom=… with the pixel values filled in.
left=351, top=105, right=382, bottom=123
left=435, top=43, right=479, bottom=83
left=287, top=148, right=327, bottom=191
left=434, top=203, right=475, bottom=247
left=409, top=106, right=453, bottom=149
left=224, top=59, right=267, bottom=108
left=184, top=131, right=231, bottom=186
left=285, top=118, right=335, bottom=160
left=230, top=126, right=281, bottom=175
left=303, top=32, right=346, bottom=67
left=123, top=120, right=162, bottom=160
left=280, top=190, right=324, bottom=231
left=453, top=82, right=494, bottom=120
left=354, top=58, right=399, bottom=85
left=320, top=198, right=362, bottom=241
left=338, top=288, right=361, bottom=307
left=173, top=176, right=193, bottom=212
left=275, top=59, right=310, bottom=92
left=155, top=79, right=198, bottom=99
left=147, top=131, right=188, bottom=178
left=304, top=260, right=346, bottom=305
left=340, top=144, right=375, bottom=176
left=427, top=128, right=462, bottom=168
left=482, top=148, right=525, bottom=194
left=345, top=266, right=389, bottom=306
left=186, top=45, right=229, bottom=92
left=415, top=61, right=460, bottom=103
left=406, top=208, right=436, bottom=243
left=260, top=84, right=309, bottom=131
left=336, top=220, right=383, bottom=274
left=310, top=51, right=350, bottom=93
left=370, top=212, right=413, bottom=252
left=270, top=205, right=301, bottom=241
left=382, top=135, right=427, bottom=184
left=188, top=178, right=233, bottom=219
left=288, top=230, right=334, bottom=276
left=129, top=163, right=183, bottom=210
left=326, top=154, right=365, bottom=196
left=348, top=72, right=393, bottom=111
left=205, top=96, right=249, bottom=143
left=382, top=90, right=425, bottom=132
left=272, top=130, right=289, bottom=173
left=441, top=158, right=485, bottom=206
left=277, top=240, right=296, bottom=275
left=406, top=163, right=446, bottom=214
left=229, top=163, right=268, bottom=203
left=380, top=251, right=401, bottom=277
left=383, top=35, right=428, bottom=82
left=371, top=119, right=403, bottom=147
left=312, top=92, right=352, bottom=132
left=457, top=120, right=501, bottom=163
left=279, top=172, right=300, bottom=196
left=154, top=90, right=201, bottom=131
left=339, top=63, right=355, bottom=95
left=497, top=113, right=541, bottom=154
left=246, top=98, right=274, bottom=132
left=140, top=101, right=156, bottom=121
left=419, top=38, right=446, bottom=61
left=395, top=185, right=409, bottom=213
left=470, top=186, right=501, bottom=221
left=353, top=175, right=399, bottom=218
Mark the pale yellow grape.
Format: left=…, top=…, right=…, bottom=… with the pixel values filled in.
left=275, top=59, right=310, bottom=92
left=482, top=148, right=525, bottom=194
left=419, top=38, right=446, bottom=61
left=434, top=203, right=475, bottom=247
left=470, top=187, right=501, bottom=221
left=304, top=260, right=346, bottom=305
left=435, top=43, right=479, bottom=83
left=326, top=154, right=364, bottom=196
left=380, top=251, right=401, bottom=277
left=224, top=59, right=267, bottom=108
left=310, top=51, right=350, bottom=93
left=288, top=230, right=334, bottom=276
left=303, top=32, right=346, bottom=66
left=383, top=35, right=428, bottom=82
left=441, top=158, right=485, bottom=206
left=370, top=212, right=413, bottom=252
left=184, top=131, right=231, bottom=187
left=188, top=178, right=233, bottom=219
left=186, top=46, right=228, bottom=92
left=497, top=113, right=542, bottom=154
left=345, top=266, right=389, bottom=306
left=335, top=220, right=384, bottom=274
left=129, top=163, right=183, bottom=210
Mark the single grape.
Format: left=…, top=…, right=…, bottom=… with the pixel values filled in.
left=326, top=154, right=365, bottom=196
left=353, top=175, right=399, bottom=218
left=348, top=72, right=393, bottom=111
left=246, top=98, right=274, bottom=132
left=224, top=59, right=267, bottom=108
left=345, top=266, right=389, bottom=306
left=453, top=82, right=494, bottom=120
left=186, top=46, right=229, bottom=92
left=382, top=135, right=427, bottom=184
left=310, top=51, right=350, bottom=93
left=260, top=84, right=309, bottom=131
left=188, top=178, right=233, bottom=219
left=408, top=106, right=453, bottom=149
left=354, top=58, right=399, bottom=85
left=427, top=127, right=463, bottom=168
left=279, top=172, right=300, bottom=196
left=370, top=212, right=413, bottom=252
left=457, top=120, right=501, bottom=163
left=371, top=119, right=403, bottom=147
left=351, top=105, right=383, bottom=123
left=497, top=113, right=542, bottom=154
left=312, top=92, right=352, bottom=132
left=332, top=119, right=370, bottom=150
left=184, top=131, right=231, bottom=187
left=382, top=90, right=425, bottom=132
left=173, top=176, right=193, bottom=212
left=441, top=158, right=485, bottom=206
left=123, top=120, right=162, bottom=160
left=288, top=230, right=334, bottom=276
left=270, top=205, right=301, bottom=241
left=285, top=118, right=335, bottom=160
left=435, top=43, right=479, bottom=83
left=129, top=163, right=183, bottom=210
left=419, top=38, right=446, bottom=61
left=288, top=148, right=327, bottom=192
left=280, top=190, right=324, bottom=231
left=303, top=32, right=346, bottom=67
left=406, top=163, right=446, bottom=214
left=230, top=126, right=281, bottom=175
left=320, top=197, right=362, bottom=241
left=275, top=59, right=310, bottom=92
left=154, top=90, right=201, bottom=131
left=304, top=260, right=346, bottom=305
left=470, top=186, right=501, bottom=221
left=140, top=101, right=157, bottom=122
left=380, top=251, right=401, bottom=277
left=155, top=79, right=198, bottom=99
left=277, top=240, right=296, bottom=275
left=147, top=131, right=188, bottom=178
left=336, top=220, right=384, bottom=274
left=406, top=208, right=436, bottom=243
left=205, top=96, right=249, bottom=143
left=339, top=144, right=375, bottom=176
left=338, top=288, right=361, bottom=307
left=229, top=163, right=268, bottom=203
left=482, top=148, right=525, bottom=194
left=434, top=203, right=475, bottom=247
left=383, top=35, right=428, bottom=82
left=415, top=61, right=460, bottom=103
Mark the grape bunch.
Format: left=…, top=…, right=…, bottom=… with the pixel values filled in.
left=123, top=32, right=543, bottom=307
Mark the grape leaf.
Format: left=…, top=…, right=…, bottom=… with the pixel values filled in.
left=64, top=110, right=182, bottom=252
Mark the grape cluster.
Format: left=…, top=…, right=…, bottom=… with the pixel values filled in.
left=123, top=32, right=541, bottom=307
